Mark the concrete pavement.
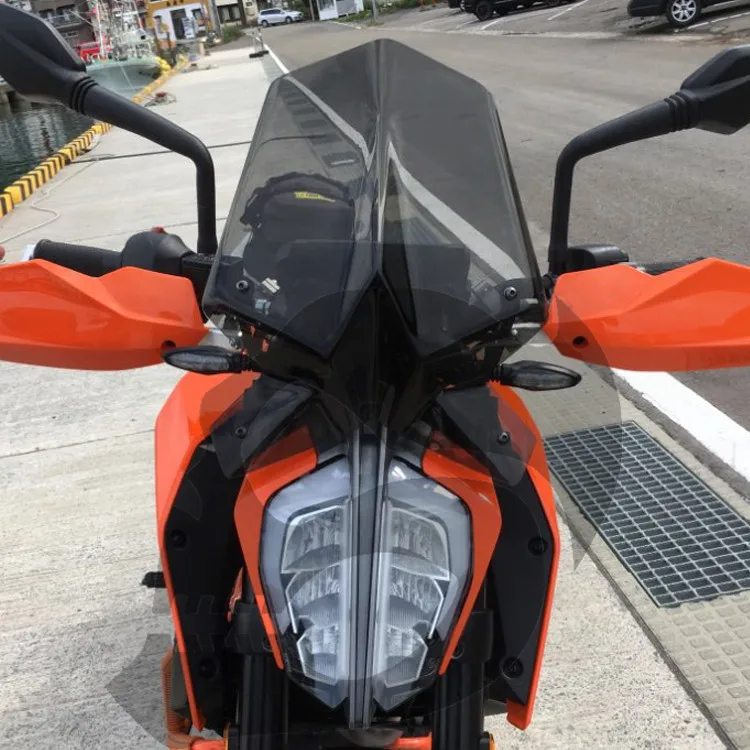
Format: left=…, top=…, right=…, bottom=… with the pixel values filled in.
left=0, top=26, right=743, bottom=750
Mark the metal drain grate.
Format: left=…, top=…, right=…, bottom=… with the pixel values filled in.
left=544, top=422, right=750, bottom=607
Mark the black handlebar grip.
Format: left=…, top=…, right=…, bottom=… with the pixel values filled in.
left=633, top=257, right=706, bottom=276
left=33, top=239, right=122, bottom=277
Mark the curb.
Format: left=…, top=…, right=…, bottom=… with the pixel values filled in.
left=0, top=58, right=186, bottom=220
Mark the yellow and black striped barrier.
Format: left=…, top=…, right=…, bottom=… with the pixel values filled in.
left=0, top=58, right=187, bottom=220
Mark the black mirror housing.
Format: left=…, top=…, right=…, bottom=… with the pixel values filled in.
left=0, top=5, right=88, bottom=105
left=680, top=46, right=750, bottom=135
left=548, top=43, right=750, bottom=275
left=681, top=45, right=750, bottom=90
left=0, top=3, right=218, bottom=255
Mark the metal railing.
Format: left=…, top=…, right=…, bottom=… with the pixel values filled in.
left=45, top=11, right=85, bottom=29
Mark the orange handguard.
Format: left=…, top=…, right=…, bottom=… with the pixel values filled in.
left=0, top=259, right=206, bottom=370
left=544, top=258, right=750, bottom=371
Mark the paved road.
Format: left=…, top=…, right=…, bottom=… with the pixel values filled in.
left=359, top=0, right=750, bottom=38
left=265, top=21, right=750, bottom=449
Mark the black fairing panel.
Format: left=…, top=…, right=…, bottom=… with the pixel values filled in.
left=164, top=378, right=312, bottom=730
left=163, top=443, right=245, bottom=729
left=436, top=387, right=555, bottom=706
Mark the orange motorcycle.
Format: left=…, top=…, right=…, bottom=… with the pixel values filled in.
left=2, top=6, right=750, bottom=749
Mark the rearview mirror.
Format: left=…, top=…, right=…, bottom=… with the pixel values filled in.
left=0, top=3, right=87, bottom=105
left=682, top=44, right=750, bottom=89
left=680, top=45, right=750, bottom=135
left=0, top=5, right=218, bottom=256
left=547, top=44, right=750, bottom=275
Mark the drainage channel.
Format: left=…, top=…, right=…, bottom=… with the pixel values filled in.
left=545, top=421, right=750, bottom=609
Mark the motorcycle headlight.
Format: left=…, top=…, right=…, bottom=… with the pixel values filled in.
left=260, top=459, right=352, bottom=706
left=259, top=455, right=471, bottom=721
left=370, top=460, right=471, bottom=710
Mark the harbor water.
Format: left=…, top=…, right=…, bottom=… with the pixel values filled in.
left=0, top=60, right=161, bottom=192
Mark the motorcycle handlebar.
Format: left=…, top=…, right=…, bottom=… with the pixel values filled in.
left=32, top=239, right=123, bottom=277
left=28, top=234, right=706, bottom=301
left=28, top=232, right=215, bottom=305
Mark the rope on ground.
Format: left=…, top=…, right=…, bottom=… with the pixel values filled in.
left=0, top=131, right=107, bottom=248
left=0, top=160, right=99, bottom=247
left=144, top=91, right=178, bottom=107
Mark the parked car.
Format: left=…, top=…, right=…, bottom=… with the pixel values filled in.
left=627, top=0, right=705, bottom=27
left=463, top=0, right=562, bottom=21
left=258, top=7, right=304, bottom=26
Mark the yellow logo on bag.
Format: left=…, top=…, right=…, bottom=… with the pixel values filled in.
left=294, top=191, right=336, bottom=203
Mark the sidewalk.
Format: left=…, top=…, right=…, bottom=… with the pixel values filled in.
left=0, top=46, right=266, bottom=258
left=0, top=42, right=730, bottom=749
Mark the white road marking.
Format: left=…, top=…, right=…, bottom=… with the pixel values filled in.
left=615, top=370, right=750, bottom=483
left=266, top=45, right=290, bottom=74
left=548, top=0, right=593, bottom=21
left=414, top=12, right=462, bottom=27
left=484, top=29, right=622, bottom=37
left=265, top=43, right=750, bottom=485
left=482, top=5, right=556, bottom=29
left=383, top=23, right=627, bottom=38
left=481, top=16, right=508, bottom=30
left=689, top=7, right=750, bottom=27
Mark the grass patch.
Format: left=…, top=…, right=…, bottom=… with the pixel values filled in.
left=342, top=8, right=373, bottom=20
left=221, top=24, right=244, bottom=43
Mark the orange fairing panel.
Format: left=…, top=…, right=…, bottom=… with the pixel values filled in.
left=155, top=370, right=258, bottom=729
left=0, top=260, right=205, bottom=370
left=422, top=437, right=502, bottom=674
left=489, top=383, right=560, bottom=731
left=234, top=429, right=318, bottom=669
left=545, top=258, right=750, bottom=371
left=155, top=371, right=259, bottom=535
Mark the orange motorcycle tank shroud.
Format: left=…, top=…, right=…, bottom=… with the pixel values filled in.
left=155, top=372, right=558, bottom=734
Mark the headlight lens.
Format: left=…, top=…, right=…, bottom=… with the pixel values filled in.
left=371, top=461, right=471, bottom=709
left=283, top=504, right=348, bottom=673
left=259, top=455, right=471, bottom=719
left=260, top=460, right=352, bottom=701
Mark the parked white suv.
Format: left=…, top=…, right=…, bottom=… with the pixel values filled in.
left=258, top=7, right=304, bottom=25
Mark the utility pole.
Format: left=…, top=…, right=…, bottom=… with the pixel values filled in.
left=371, top=0, right=377, bottom=20
left=208, top=0, right=222, bottom=35
left=307, top=0, right=315, bottom=21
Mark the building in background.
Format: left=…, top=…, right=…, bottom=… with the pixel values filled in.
left=215, top=0, right=256, bottom=23
left=146, top=0, right=212, bottom=48
left=315, top=0, right=361, bottom=20
left=29, top=0, right=96, bottom=46
left=3, top=0, right=34, bottom=11
left=215, top=0, right=238, bottom=21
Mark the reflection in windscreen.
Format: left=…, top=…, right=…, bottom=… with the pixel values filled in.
left=208, top=39, right=543, bottom=357
left=223, top=238, right=516, bottom=356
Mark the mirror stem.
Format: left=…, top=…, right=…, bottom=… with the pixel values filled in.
left=547, top=93, right=700, bottom=275
left=74, top=79, right=218, bottom=255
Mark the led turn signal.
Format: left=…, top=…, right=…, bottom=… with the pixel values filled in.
left=162, top=345, right=250, bottom=374
left=495, top=360, right=582, bottom=391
